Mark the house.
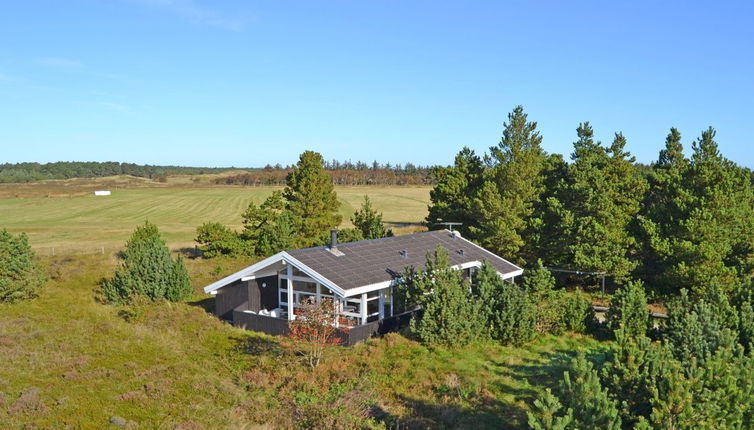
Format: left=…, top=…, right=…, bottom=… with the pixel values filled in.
left=203, top=229, right=523, bottom=345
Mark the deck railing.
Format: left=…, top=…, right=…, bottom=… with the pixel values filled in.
left=232, top=301, right=418, bottom=346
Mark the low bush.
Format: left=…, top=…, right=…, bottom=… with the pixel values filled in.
left=102, top=221, right=192, bottom=304
left=605, top=280, right=650, bottom=338
left=0, top=229, right=46, bottom=303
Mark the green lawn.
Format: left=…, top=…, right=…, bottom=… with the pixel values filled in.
left=0, top=254, right=607, bottom=428
left=0, top=181, right=431, bottom=252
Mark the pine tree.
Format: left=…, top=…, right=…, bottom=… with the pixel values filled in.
left=284, top=151, right=342, bottom=247
left=473, top=260, right=536, bottom=345
left=522, top=259, right=556, bottom=297
left=666, top=289, right=738, bottom=365
left=472, top=260, right=501, bottom=337
left=527, top=389, right=574, bottom=430
left=409, top=246, right=484, bottom=348
left=663, top=128, right=754, bottom=295
left=241, top=191, right=297, bottom=256
left=0, top=229, right=46, bottom=303
left=534, top=154, right=571, bottom=267
left=605, top=280, right=650, bottom=339
left=637, top=128, right=689, bottom=289
left=600, top=329, right=674, bottom=426
left=351, top=195, right=392, bottom=239
left=555, top=354, right=622, bottom=429
left=426, top=147, right=485, bottom=237
left=470, top=106, right=547, bottom=262
left=102, top=221, right=193, bottom=304
left=559, top=124, right=647, bottom=283
left=195, top=222, right=251, bottom=257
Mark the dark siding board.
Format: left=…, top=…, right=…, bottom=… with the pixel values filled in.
left=232, top=305, right=290, bottom=336
left=215, top=280, right=248, bottom=320
left=228, top=306, right=419, bottom=346
left=338, top=310, right=419, bottom=346
left=256, top=275, right=279, bottom=311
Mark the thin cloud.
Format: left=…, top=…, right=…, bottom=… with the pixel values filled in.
left=98, top=102, right=131, bottom=113
left=130, top=0, right=250, bottom=31
left=38, top=57, right=83, bottom=69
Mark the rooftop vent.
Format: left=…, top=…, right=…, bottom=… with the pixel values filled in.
left=329, top=229, right=338, bottom=249
left=458, top=249, right=465, bottom=256
left=399, top=249, right=408, bottom=259
left=327, top=229, right=345, bottom=256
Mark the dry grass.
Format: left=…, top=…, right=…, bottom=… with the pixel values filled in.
left=0, top=176, right=431, bottom=251
left=0, top=253, right=606, bottom=428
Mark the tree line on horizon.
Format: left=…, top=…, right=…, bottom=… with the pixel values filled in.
left=0, top=161, right=231, bottom=183
left=0, top=159, right=436, bottom=185
left=213, top=160, right=435, bottom=186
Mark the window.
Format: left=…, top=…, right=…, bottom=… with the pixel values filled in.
left=294, top=280, right=317, bottom=295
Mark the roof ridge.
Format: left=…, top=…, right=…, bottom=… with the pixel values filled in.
left=287, top=229, right=450, bottom=253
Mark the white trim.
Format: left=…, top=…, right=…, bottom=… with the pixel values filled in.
left=378, top=290, right=385, bottom=319
left=344, top=280, right=394, bottom=297
left=202, top=233, right=524, bottom=297
left=287, top=265, right=294, bottom=321
left=360, top=293, right=367, bottom=325
left=453, top=261, right=482, bottom=270
left=202, top=251, right=346, bottom=297
left=454, top=233, right=524, bottom=274
left=203, top=252, right=285, bottom=294
left=499, top=269, right=524, bottom=280
left=240, top=271, right=278, bottom=282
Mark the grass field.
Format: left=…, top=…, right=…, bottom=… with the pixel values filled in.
left=0, top=176, right=431, bottom=252
left=0, top=254, right=605, bottom=428
left=0, top=176, right=612, bottom=428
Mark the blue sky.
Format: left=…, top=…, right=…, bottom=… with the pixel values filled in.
left=1, top=1, right=753, bottom=167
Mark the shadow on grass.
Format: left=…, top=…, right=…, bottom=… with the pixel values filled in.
left=187, top=296, right=215, bottom=314
left=382, top=393, right=528, bottom=430
left=178, top=247, right=203, bottom=259
left=231, top=333, right=285, bottom=358
left=492, top=347, right=610, bottom=404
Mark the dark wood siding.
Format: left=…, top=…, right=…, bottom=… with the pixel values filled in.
left=215, top=279, right=248, bottom=321
left=249, top=275, right=278, bottom=312
left=233, top=304, right=290, bottom=336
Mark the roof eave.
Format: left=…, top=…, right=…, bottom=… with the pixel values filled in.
left=202, top=251, right=347, bottom=297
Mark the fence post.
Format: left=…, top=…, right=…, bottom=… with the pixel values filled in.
left=51, top=247, right=55, bottom=257
left=101, top=247, right=105, bottom=255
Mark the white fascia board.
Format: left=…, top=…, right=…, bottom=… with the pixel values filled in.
left=240, top=271, right=278, bottom=282
left=454, top=234, right=524, bottom=274
left=454, top=261, right=482, bottom=270
left=202, top=252, right=286, bottom=294
left=202, top=251, right=347, bottom=297
left=280, top=252, right=346, bottom=297
left=343, top=280, right=394, bottom=298
left=499, top=268, right=524, bottom=280
left=343, top=261, right=484, bottom=298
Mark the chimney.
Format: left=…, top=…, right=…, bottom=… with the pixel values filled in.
left=330, top=229, right=338, bottom=249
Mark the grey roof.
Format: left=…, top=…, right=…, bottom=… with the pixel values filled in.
left=287, top=229, right=522, bottom=292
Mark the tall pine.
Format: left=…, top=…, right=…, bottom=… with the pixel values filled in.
left=470, top=106, right=547, bottom=263
left=283, top=151, right=342, bottom=248
left=637, top=128, right=689, bottom=290
left=426, top=147, right=485, bottom=237
left=558, top=124, right=647, bottom=283
left=664, top=128, right=754, bottom=294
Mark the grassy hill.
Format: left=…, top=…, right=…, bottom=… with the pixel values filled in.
left=0, top=254, right=604, bottom=428
left=0, top=176, right=431, bottom=252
